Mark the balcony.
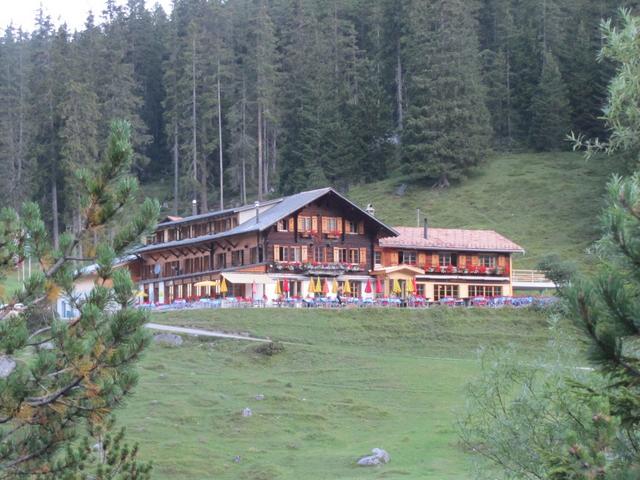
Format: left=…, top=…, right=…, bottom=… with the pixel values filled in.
left=270, top=261, right=367, bottom=275
left=419, top=264, right=509, bottom=277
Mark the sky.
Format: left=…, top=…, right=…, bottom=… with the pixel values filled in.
left=0, top=0, right=173, bottom=32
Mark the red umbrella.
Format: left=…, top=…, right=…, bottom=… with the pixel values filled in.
left=323, top=278, right=330, bottom=295
left=375, top=277, right=383, bottom=294
left=412, top=278, right=417, bottom=294
left=283, top=278, right=290, bottom=293
left=365, top=279, right=372, bottom=294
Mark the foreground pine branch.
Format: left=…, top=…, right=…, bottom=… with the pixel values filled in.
left=0, top=120, right=159, bottom=479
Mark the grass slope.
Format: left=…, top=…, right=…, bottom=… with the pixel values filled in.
left=118, top=308, right=558, bottom=479
left=348, top=152, right=624, bottom=269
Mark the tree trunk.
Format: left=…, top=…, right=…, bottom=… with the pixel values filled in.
left=241, top=77, right=247, bottom=205
left=52, top=180, right=59, bottom=249
left=200, top=153, right=208, bottom=212
left=257, top=103, right=263, bottom=201
left=173, top=123, right=179, bottom=215
left=434, top=174, right=450, bottom=189
left=191, top=35, right=198, bottom=202
left=217, top=59, right=224, bottom=211
left=396, top=44, right=404, bottom=132
left=263, top=118, right=269, bottom=194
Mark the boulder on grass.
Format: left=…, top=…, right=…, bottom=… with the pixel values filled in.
left=242, top=407, right=253, bottom=417
left=357, top=448, right=390, bottom=466
left=153, top=333, right=183, bottom=347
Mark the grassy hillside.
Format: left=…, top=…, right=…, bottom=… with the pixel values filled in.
left=347, top=152, right=623, bottom=269
left=116, top=308, right=568, bottom=480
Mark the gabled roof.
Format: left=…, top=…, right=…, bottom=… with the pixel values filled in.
left=380, top=226, right=524, bottom=253
left=156, top=198, right=281, bottom=228
left=133, top=187, right=397, bottom=255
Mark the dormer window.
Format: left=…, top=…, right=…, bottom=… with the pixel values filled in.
left=277, top=219, right=290, bottom=232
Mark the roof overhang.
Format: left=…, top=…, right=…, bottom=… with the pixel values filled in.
left=372, top=265, right=425, bottom=275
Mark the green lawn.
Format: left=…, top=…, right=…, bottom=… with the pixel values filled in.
left=348, top=152, right=625, bottom=269
left=118, top=308, right=563, bottom=479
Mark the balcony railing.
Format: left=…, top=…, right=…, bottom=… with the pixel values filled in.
left=270, top=261, right=366, bottom=274
left=419, top=265, right=508, bottom=276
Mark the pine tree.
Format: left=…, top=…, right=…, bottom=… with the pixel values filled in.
left=529, top=51, right=571, bottom=151
left=402, top=0, right=492, bottom=186
left=0, top=120, right=158, bottom=478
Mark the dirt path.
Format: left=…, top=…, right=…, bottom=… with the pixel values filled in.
left=145, top=322, right=271, bottom=343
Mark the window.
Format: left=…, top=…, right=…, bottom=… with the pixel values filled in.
left=469, top=285, right=502, bottom=297
left=231, top=250, right=244, bottom=267
left=374, top=251, right=382, bottom=265
left=279, top=246, right=302, bottom=262
left=434, top=284, right=459, bottom=300
left=314, top=246, right=325, bottom=263
left=439, top=253, right=457, bottom=267
left=249, top=246, right=259, bottom=264
left=215, top=253, right=226, bottom=270
left=399, top=250, right=417, bottom=265
left=277, top=219, right=290, bottom=232
left=299, top=216, right=313, bottom=232
left=416, top=283, right=425, bottom=297
left=347, top=220, right=358, bottom=234
left=326, top=217, right=339, bottom=232
left=335, top=248, right=347, bottom=263
left=479, top=255, right=497, bottom=268
left=348, top=248, right=360, bottom=264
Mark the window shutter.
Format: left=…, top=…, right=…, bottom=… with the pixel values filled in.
left=359, top=248, right=367, bottom=265
left=358, top=221, right=365, bottom=234
left=322, top=217, right=328, bottom=233
left=312, top=216, right=318, bottom=232
left=432, top=254, right=439, bottom=266
left=301, top=246, right=308, bottom=262
left=334, top=247, right=340, bottom=262
left=498, top=255, right=506, bottom=267
left=458, top=255, right=466, bottom=267
left=418, top=252, right=427, bottom=266
left=288, top=217, right=294, bottom=231
left=337, top=217, right=343, bottom=234
left=471, top=255, right=479, bottom=266
left=273, top=245, right=280, bottom=261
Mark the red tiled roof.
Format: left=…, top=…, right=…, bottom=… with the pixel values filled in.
left=380, top=226, right=524, bottom=253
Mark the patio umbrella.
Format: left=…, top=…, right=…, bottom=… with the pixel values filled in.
left=252, top=281, right=257, bottom=298
left=275, top=280, right=282, bottom=295
left=343, top=280, right=352, bottom=294
left=331, top=278, right=338, bottom=294
left=219, top=277, right=228, bottom=294
left=308, top=278, right=316, bottom=294
left=283, top=278, right=290, bottom=294
left=406, top=277, right=415, bottom=294
left=135, top=291, right=148, bottom=298
left=392, top=278, right=402, bottom=295
left=315, top=277, right=322, bottom=293
left=323, top=278, right=330, bottom=295
left=364, top=279, right=372, bottom=294
left=375, top=277, right=383, bottom=294
left=412, top=278, right=418, bottom=294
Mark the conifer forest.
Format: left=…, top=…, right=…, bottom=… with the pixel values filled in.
left=0, top=0, right=630, bottom=243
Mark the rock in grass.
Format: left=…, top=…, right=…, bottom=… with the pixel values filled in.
left=242, top=407, right=253, bottom=417
left=357, top=448, right=390, bottom=466
left=255, top=394, right=265, bottom=401
left=0, top=356, right=16, bottom=379
left=153, top=333, right=183, bottom=347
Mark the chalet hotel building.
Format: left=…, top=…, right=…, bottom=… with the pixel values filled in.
left=95, top=187, right=524, bottom=305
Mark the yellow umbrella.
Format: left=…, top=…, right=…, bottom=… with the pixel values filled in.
left=135, top=291, right=148, bottom=298
left=315, top=277, right=322, bottom=293
left=194, top=280, right=218, bottom=287
left=332, top=278, right=338, bottom=294
left=406, top=278, right=415, bottom=294
left=275, top=280, right=282, bottom=295
left=219, top=277, right=228, bottom=294
left=343, top=280, right=352, bottom=294
left=308, top=278, right=316, bottom=294
left=392, top=278, right=402, bottom=295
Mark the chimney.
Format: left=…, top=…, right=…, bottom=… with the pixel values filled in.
left=254, top=200, right=260, bottom=224
left=192, top=199, right=198, bottom=216
left=423, top=217, right=428, bottom=239
left=365, top=203, right=375, bottom=217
